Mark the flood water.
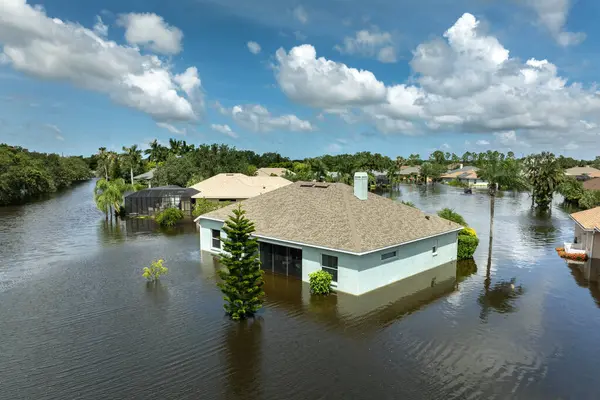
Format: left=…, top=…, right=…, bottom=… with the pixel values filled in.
left=2, top=181, right=600, bottom=399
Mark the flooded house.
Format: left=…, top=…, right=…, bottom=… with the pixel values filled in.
left=565, top=206, right=600, bottom=260
left=196, top=172, right=462, bottom=295
left=188, top=173, right=291, bottom=202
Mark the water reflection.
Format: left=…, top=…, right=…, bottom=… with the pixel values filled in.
left=567, top=259, right=600, bottom=308
left=223, top=319, right=263, bottom=399
left=97, top=218, right=197, bottom=244
left=456, top=259, right=478, bottom=283
left=479, top=256, right=526, bottom=321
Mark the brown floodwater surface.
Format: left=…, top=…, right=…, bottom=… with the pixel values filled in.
left=1, top=181, right=600, bottom=399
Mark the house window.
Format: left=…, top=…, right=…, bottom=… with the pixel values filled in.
left=321, top=254, right=338, bottom=283
left=432, top=239, right=439, bottom=256
left=381, top=250, right=397, bottom=261
left=211, top=229, right=221, bottom=249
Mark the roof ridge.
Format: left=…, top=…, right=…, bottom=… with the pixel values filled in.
left=341, top=185, right=363, bottom=252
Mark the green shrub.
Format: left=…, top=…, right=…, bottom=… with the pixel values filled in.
left=401, top=200, right=416, bottom=208
left=460, top=227, right=477, bottom=237
left=192, top=198, right=231, bottom=218
left=155, top=207, right=184, bottom=227
left=309, top=270, right=333, bottom=295
left=438, top=208, right=467, bottom=226
left=447, top=179, right=467, bottom=188
left=457, top=234, right=479, bottom=260
left=143, top=259, right=168, bottom=282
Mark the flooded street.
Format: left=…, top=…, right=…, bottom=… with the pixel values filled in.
left=2, top=181, right=600, bottom=399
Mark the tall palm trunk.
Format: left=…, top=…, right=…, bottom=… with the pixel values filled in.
left=130, top=167, right=134, bottom=185
left=488, top=185, right=496, bottom=268
left=104, top=165, right=109, bottom=181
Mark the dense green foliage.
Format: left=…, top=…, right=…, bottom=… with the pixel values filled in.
left=557, top=177, right=584, bottom=203
left=142, top=259, right=169, bottom=282
left=438, top=208, right=467, bottom=226
left=0, top=144, right=92, bottom=205
left=524, top=152, right=563, bottom=210
left=155, top=207, right=185, bottom=227
left=309, top=270, right=333, bottom=295
left=578, top=190, right=600, bottom=210
left=192, top=198, right=232, bottom=218
left=458, top=235, right=479, bottom=260
left=447, top=179, right=468, bottom=188
left=218, top=206, right=265, bottom=320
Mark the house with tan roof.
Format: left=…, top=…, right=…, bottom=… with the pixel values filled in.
left=188, top=173, right=292, bottom=202
left=196, top=172, right=462, bottom=295
left=565, top=166, right=600, bottom=180
left=583, top=177, right=600, bottom=191
left=565, top=206, right=600, bottom=260
left=256, top=167, right=292, bottom=177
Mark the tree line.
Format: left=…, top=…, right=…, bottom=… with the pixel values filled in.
left=0, top=144, right=93, bottom=205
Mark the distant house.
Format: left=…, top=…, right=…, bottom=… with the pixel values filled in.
left=440, top=166, right=478, bottom=183
left=565, top=166, right=600, bottom=180
left=196, top=172, right=462, bottom=295
left=189, top=173, right=292, bottom=202
left=133, top=168, right=156, bottom=187
left=124, top=186, right=199, bottom=217
left=256, top=167, right=292, bottom=177
left=565, top=206, right=600, bottom=260
left=371, top=170, right=389, bottom=185
left=583, top=178, right=600, bottom=191
left=398, top=166, right=420, bottom=176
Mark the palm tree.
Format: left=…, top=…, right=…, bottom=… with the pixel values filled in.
left=477, top=152, right=527, bottom=266
left=387, top=163, right=399, bottom=187
left=122, top=144, right=143, bottom=185
left=523, top=152, right=564, bottom=210
left=144, top=140, right=168, bottom=163
left=94, top=178, right=133, bottom=221
left=97, top=147, right=109, bottom=180
left=169, top=138, right=183, bottom=156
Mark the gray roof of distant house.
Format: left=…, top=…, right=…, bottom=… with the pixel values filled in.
left=125, top=186, right=199, bottom=198
left=133, top=168, right=155, bottom=180
left=199, top=181, right=462, bottom=254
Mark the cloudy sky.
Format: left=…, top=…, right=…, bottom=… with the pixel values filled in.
left=1, top=0, right=599, bottom=158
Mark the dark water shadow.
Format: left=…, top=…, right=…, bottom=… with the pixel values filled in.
left=567, top=259, right=600, bottom=308
left=222, top=318, right=264, bottom=400
left=456, top=259, right=478, bottom=284
left=479, top=251, right=526, bottom=321
left=145, top=280, right=170, bottom=305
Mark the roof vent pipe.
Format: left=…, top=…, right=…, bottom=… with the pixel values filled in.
left=354, top=172, right=368, bottom=200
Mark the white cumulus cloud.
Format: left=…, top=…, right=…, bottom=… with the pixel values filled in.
left=273, top=12, right=600, bottom=147
left=118, top=13, right=183, bottom=54
left=247, top=41, right=261, bottom=54
left=293, top=6, right=308, bottom=24
left=527, top=0, right=585, bottom=46
left=93, top=16, right=108, bottom=37
left=211, top=124, right=238, bottom=139
left=335, top=29, right=397, bottom=63
left=476, top=139, right=490, bottom=146
left=0, top=1, right=202, bottom=122
left=156, top=122, right=186, bottom=135
left=217, top=102, right=314, bottom=132
left=43, top=123, right=64, bottom=141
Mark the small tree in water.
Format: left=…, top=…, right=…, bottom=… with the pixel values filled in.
left=218, top=205, right=265, bottom=320
left=143, top=259, right=168, bottom=283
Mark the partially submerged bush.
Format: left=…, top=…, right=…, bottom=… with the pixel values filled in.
left=458, top=235, right=479, bottom=260
left=401, top=200, right=416, bottom=208
left=143, top=259, right=169, bottom=282
left=309, top=270, right=333, bottom=295
left=438, top=208, right=467, bottom=226
left=155, top=207, right=184, bottom=227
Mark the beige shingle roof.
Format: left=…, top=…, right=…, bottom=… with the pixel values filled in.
left=256, top=168, right=291, bottom=177
left=583, top=177, right=600, bottom=191
left=200, top=181, right=462, bottom=254
left=565, top=166, right=600, bottom=178
left=571, top=206, right=600, bottom=231
left=189, top=173, right=292, bottom=200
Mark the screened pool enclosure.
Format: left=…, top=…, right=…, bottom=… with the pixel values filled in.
left=124, top=186, right=199, bottom=217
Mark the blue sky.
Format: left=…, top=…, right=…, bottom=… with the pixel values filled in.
left=1, top=0, right=600, bottom=159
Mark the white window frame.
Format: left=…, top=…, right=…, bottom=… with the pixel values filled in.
left=432, top=239, right=439, bottom=256
left=321, top=253, right=339, bottom=285
left=211, top=229, right=221, bottom=250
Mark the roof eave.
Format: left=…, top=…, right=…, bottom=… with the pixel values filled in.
left=197, top=216, right=464, bottom=256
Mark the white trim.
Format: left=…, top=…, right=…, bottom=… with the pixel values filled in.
left=198, top=216, right=462, bottom=256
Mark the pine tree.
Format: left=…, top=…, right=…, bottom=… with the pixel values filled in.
left=218, top=205, right=265, bottom=320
